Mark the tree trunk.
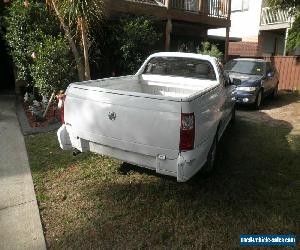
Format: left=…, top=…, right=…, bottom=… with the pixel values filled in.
left=43, top=92, right=55, bottom=118
left=51, top=0, right=85, bottom=81
left=79, top=17, right=91, bottom=80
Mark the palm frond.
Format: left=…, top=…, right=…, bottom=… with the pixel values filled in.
left=58, top=0, right=105, bottom=27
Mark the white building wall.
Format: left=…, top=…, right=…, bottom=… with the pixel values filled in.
left=208, top=0, right=263, bottom=41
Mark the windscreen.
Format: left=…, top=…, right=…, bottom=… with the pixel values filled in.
left=143, top=57, right=216, bottom=80
left=224, top=60, right=265, bottom=75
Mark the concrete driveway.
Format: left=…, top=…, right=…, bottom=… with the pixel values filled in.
left=0, top=95, right=46, bottom=250
left=237, top=91, right=300, bottom=135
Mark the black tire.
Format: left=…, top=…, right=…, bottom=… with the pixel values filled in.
left=254, top=89, right=263, bottom=110
left=230, top=104, right=236, bottom=126
left=202, top=135, right=218, bottom=174
left=271, top=83, right=278, bottom=98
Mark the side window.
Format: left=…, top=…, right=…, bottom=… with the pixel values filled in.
left=231, top=0, right=242, bottom=11
left=232, top=0, right=249, bottom=12
left=242, top=0, right=249, bottom=11
left=213, top=58, right=225, bottom=82
left=216, top=62, right=229, bottom=86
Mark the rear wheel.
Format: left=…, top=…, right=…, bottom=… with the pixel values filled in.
left=202, top=135, right=218, bottom=174
left=254, top=89, right=263, bottom=110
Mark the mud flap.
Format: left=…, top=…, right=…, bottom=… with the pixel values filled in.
left=155, top=155, right=163, bottom=174
left=57, top=125, right=72, bottom=150
left=177, top=155, right=186, bottom=182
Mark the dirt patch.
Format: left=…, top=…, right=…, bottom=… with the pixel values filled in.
left=237, top=91, right=300, bottom=135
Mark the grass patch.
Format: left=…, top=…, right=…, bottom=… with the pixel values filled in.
left=25, top=116, right=300, bottom=249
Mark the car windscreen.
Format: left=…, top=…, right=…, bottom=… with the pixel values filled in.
left=143, top=57, right=216, bottom=80
left=224, top=60, right=265, bottom=75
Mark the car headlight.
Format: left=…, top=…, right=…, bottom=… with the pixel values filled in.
left=236, top=86, right=257, bottom=92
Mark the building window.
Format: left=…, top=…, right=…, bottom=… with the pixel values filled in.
left=232, top=0, right=249, bottom=12
left=242, top=0, right=249, bottom=10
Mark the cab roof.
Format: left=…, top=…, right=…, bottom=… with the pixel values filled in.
left=149, top=52, right=216, bottom=60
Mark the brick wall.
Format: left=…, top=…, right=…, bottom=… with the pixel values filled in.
left=228, top=42, right=261, bottom=57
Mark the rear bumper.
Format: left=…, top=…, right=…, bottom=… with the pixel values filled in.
left=57, top=125, right=210, bottom=182
left=57, top=125, right=72, bottom=150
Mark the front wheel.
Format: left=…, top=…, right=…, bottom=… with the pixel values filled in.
left=254, top=89, right=263, bottom=110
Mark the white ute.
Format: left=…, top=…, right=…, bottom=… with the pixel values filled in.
left=57, top=52, right=236, bottom=182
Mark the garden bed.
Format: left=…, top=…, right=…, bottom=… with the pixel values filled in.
left=22, top=101, right=61, bottom=128
left=16, top=96, right=61, bottom=135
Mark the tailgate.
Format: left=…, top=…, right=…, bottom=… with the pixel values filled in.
left=65, top=86, right=181, bottom=159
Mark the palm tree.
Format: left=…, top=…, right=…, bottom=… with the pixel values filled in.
left=47, top=0, right=105, bottom=81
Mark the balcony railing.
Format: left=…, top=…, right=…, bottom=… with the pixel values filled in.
left=132, top=0, right=230, bottom=18
left=260, top=7, right=290, bottom=25
left=171, top=0, right=229, bottom=18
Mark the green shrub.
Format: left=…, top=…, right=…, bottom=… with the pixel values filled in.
left=31, top=35, right=75, bottom=96
left=4, top=1, right=60, bottom=83
left=177, top=41, right=195, bottom=53
left=287, top=14, right=300, bottom=53
left=4, top=1, right=75, bottom=96
left=197, top=41, right=223, bottom=59
left=106, top=16, right=161, bottom=74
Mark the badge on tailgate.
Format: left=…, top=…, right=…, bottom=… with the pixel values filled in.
left=108, top=111, right=116, bottom=121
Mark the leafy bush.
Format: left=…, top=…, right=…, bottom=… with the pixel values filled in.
left=287, top=14, right=300, bottom=53
left=105, top=16, right=161, bottom=74
left=4, top=1, right=61, bottom=83
left=4, top=1, right=75, bottom=96
left=197, top=41, right=223, bottom=59
left=31, top=35, right=75, bottom=96
left=177, top=42, right=195, bottom=53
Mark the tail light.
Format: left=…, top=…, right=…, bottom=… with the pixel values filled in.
left=180, top=113, right=195, bottom=151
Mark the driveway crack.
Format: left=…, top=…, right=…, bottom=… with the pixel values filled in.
left=0, top=199, right=35, bottom=211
